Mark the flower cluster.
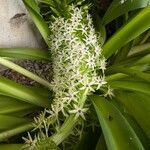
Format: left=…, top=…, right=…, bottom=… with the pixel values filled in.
left=48, top=5, right=107, bottom=120
left=23, top=5, right=109, bottom=149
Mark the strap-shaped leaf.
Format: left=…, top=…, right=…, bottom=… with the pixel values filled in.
left=115, top=91, right=150, bottom=140
left=129, top=43, right=150, bottom=56
left=0, top=76, right=51, bottom=108
left=23, top=0, right=50, bottom=46
left=0, top=48, right=50, bottom=61
left=0, top=123, right=33, bottom=142
left=0, top=115, right=30, bottom=130
left=92, top=95, right=144, bottom=150
left=103, top=6, right=150, bottom=58
left=0, top=58, right=51, bottom=89
left=0, top=95, right=37, bottom=116
left=134, top=54, right=150, bottom=65
left=102, top=0, right=149, bottom=25
left=95, top=134, right=107, bottom=150
left=109, top=80, right=150, bottom=95
left=0, top=144, right=23, bottom=150
left=106, top=66, right=150, bottom=82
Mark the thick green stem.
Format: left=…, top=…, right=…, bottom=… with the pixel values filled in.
left=50, top=90, right=88, bottom=145
left=50, top=115, right=77, bottom=145
left=0, top=58, right=51, bottom=89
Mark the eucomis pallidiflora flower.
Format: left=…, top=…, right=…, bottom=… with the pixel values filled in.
left=49, top=5, right=107, bottom=119
left=23, top=4, right=108, bottom=149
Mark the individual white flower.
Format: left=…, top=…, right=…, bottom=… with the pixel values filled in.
left=22, top=132, right=37, bottom=150
left=95, top=45, right=102, bottom=56
left=86, top=55, right=96, bottom=69
left=95, top=76, right=107, bottom=90
left=120, top=0, right=126, bottom=4
left=63, top=90, right=79, bottom=104
left=80, top=78, right=95, bottom=92
left=69, top=104, right=88, bottom=120
left=77, top=24, right=89, bottom=35
left=100, top=57, right=107, bottom=73
left=84, top=34, right=97, bottom=46
left=104, top=86, right=114, bottom=98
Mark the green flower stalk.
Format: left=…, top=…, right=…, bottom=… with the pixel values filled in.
left=23, top=4, right=108, bottom=149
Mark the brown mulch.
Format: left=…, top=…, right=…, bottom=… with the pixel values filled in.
left=0, top=60, right=52, bottom=86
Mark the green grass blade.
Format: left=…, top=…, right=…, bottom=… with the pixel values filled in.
left=0, top=123, right=33, bottom=142
left=103, top=6, right=150, bottom=58
left=102, top=0, right=149, bottom=25
left=0, top=76, right=51, bottom=108
left=92, top=95, right=144, bottom=150
left=0, top=115, right=30, bottom=130
left=109, top=80, right=150, bottom=95
left=115, top=91, right=150, bottom=140
left=23, top=0, right=50, bottom=46
left=0, top=48, right=50, bottom=61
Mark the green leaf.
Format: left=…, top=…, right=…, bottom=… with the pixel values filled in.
left=23, top=0, right=50, bottom=46
left=103, top=6, right=150, bottom=58
left=0, top=123, right=33, bottom=142
left=74, top=129, right=101, bottom=150
left=134, top=54, right=150, bottom=65
left=115, top=91, right=150, bottom=140
left=0, top=48, right=50, bottom=61
left=106, top=73, right=128, bottom=82
left=129, top=43, right=150, bottom=56
left=109, top=97, right=150, bottom=149
left=0, top=76, right=51, bottom=108
left=93, top=14, right=106, bottom=45
left=92, top=95, right=144, bottom=150
left=25, top=0, right=40, bottom=14
left=0, top=58, right=51, bottom=89
left=0, top=144, right=23, bottom=150
left=106, top=66, right=150, bottom=82
left=0, top=115, right=30, bottom=130
left=113, top=51, right=150, bottom=67
left=109, top=80, right=150, bottom=95
left=102, top=0, right=149, bottom=25
left=0, top=95, right=37, bottom=116
left=95, top=134, right=107, bottom=150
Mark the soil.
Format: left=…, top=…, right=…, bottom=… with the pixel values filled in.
left=0, top=60, right=52, bottom=86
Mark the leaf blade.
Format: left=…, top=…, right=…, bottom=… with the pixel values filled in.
left=103, top=6, right=150, bottom=58
left=0, top=48, right=50, bottom=61
left=23, top=0, right=50, bottom=46
left=92, top=95, right=144, bottom=150
left=102, top=0, right=149, bottom=25
left=0, top=76, right=51, bottom=108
